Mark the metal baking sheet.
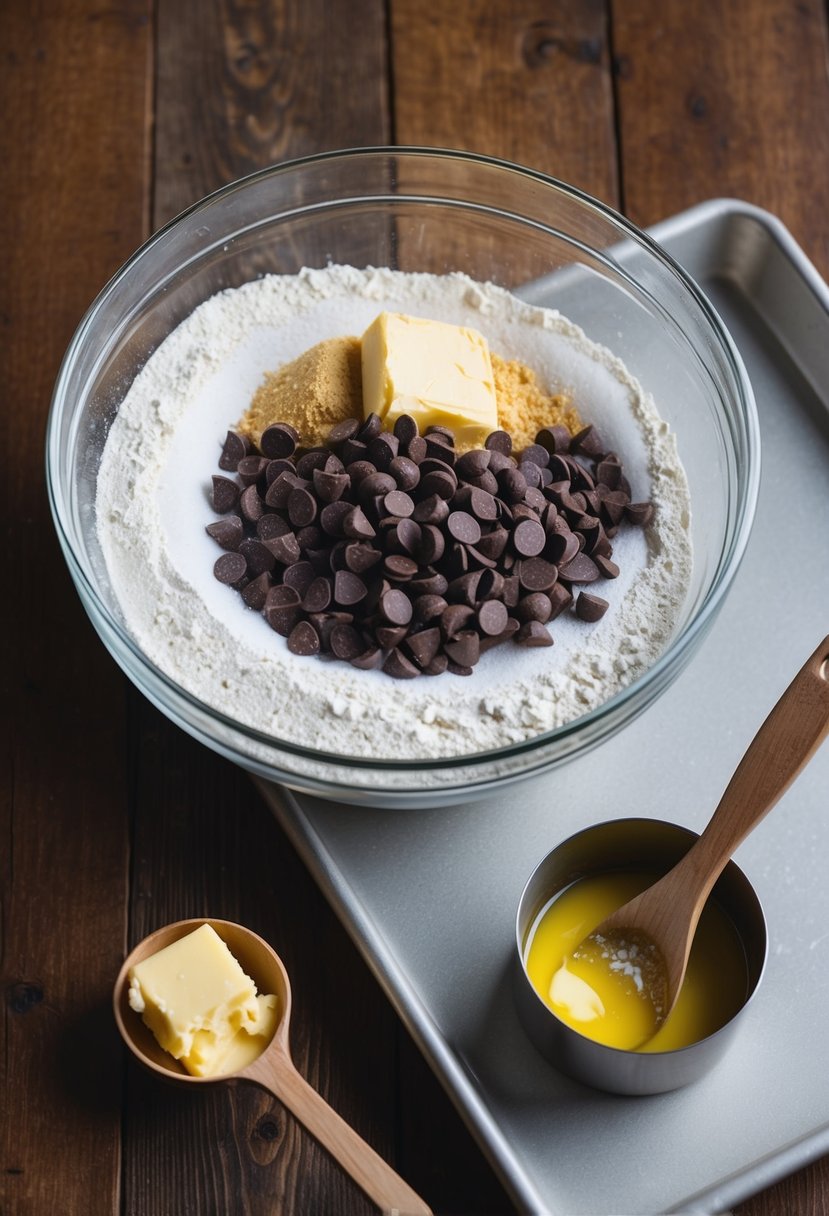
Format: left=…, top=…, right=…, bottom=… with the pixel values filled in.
left=258, top=200, right=829, bottom=1215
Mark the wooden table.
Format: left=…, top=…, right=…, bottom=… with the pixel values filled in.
left=3, top=2, right=829, bottom=1212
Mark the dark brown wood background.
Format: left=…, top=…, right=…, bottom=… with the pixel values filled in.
left=3, top=1, right=829, bottom=1213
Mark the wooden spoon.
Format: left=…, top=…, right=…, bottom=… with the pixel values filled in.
left=114, top=918, right=431, bottom=1216
left=580, top=633, right=829, bottom=1035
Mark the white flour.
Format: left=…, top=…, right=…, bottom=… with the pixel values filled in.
left=96, top=266, right=692, bottom=761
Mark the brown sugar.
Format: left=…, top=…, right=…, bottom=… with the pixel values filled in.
left=238, top=335, right=582, bottom=455
left=492, top=353, right=582, bottom=451
left=238, top=336, right=361, bottom=448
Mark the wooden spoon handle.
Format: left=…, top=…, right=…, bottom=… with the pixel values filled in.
left=689, top=633, right=829, bottom=905
left=247, top=1049, right=432, bottom=1214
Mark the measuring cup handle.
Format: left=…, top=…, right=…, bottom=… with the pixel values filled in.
left=246, top=1048, right=432, bottom=1215
left=691, top=633, right=829, bottom=902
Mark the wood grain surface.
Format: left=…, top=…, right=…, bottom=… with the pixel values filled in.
left=2, top=1, right=829, bottom=1214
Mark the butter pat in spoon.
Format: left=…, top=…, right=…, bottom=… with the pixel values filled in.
left=552, top=634, right=829, bottom=1049
left=115, top=919, right=431, bottom=1215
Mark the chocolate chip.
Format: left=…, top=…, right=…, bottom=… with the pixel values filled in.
left=498, top=467, right=527, bottom=504
left=356, top=412, right=383, bottom=443
left=376, top=624, right=409, bottom=649
left=515, top=592, right=553, bottom=623
left=330, top=622, right=365, bottom=660
left=368, top=432, right=399, bottom=470
left=211, top=475, right=240, bottom=514
left=599, top=490, right=630, bottom=527
left=418, top=470, right=457, bottom=500
left=350, top=647, right=383, bottom=670
left=515, top=620, right=554, bottom=647
left=422, top=652, right=449, bottom=676
left=405, top=627, right=442, bottom=668
left=594, top=554, right=620, bottom=579
left=317, top=500, right=351, bottom=537
left=213, top=551, right=247, bottom=587
left=237, top=455, right=269, bottom=484
left=265, top=532, right=301, bottom=567
left=264, top=585, right=302, bottom=635
left=477, top=600, right=508, bottom=636
left=393, top=414, right=419, bottom=444
left=625, top=501, right=654, bottom=526
left=344, top=542, right=382, bottom=574
left=256, top=514, right=291, bottom=542
left=441, top=603, right=475, bottom=639
left=385, top=554, right=419, bottom=581
left=485, top=429, right=512, bottom=455
left=576, top=592, right=609, bottom=622
left=447, top=511, right=482, bottom=545
left=412, top=594, right=447, bottom=624
left=455, top=449, right=491, bottom=480
left=596, top=458, right=623, bottom=489
left=469, top=488, right=498, bottom=521
left=260, top=423, right=298, bottom=459
left=383, top=648, right=420, bottom=679
left=328, top=417, right=360, bottom=445
left=239, top=537, right=276, bottom=576
left=206, top=516, right=243, bottom=550
left=546, top=529, right=580, bottom=566
left=518, top=557, right=558, bottom=591
left=559, top=552, right=600, bottom=583
left=283, top=561, right=316, bottom=596
left=444, top=630, right=480, bottom=667
left=340, top=505, right=375, bottom=540
left=570, top=425, right=604, bottom=458
left=380, top=588, right=413, bottom=626
left=389, top=456, right=420, bottom=491
left=406, top=435, right=427, bottom=464
left=513, top=518, right=546, bottom=557
left=475, top=528, right=509, bottom=561
left=286, top=486, right=317, bottom=529
left=548, top=583, right=573, bottom=620
left=479, top=618, right=520, bottom=653
left=359, top=471, right=397, bottom=501
left=447, top=570, right=482, bottom=607
left=477, top=568, right=504, bottom=600
left=384, top=489, right=415, bottom=518
left=389, top=516, right=417, bottom=553
left=412, top=494, right=450, bottom=525
left=242, top=571, right=272, bottom=610
left=301, top=576, right=332, bottom=613
left=312, top=468, right=350, bottom=503
left=264, top=471, right=297, bottom=510
left=218, top=430, right=252, bottom=471
left=535, top=425, right=571, bottom=455
left=287, top=620, right=321, bottom=656
left=239, top=484, right=265, bottom=523
left=334, top=569, right=368, bottom=606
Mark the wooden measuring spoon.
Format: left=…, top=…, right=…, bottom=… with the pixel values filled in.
left=578, top=633, right=829, bottom=1035
left=114, top=918, right=431, bottom=1215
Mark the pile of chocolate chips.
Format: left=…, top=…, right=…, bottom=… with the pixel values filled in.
left=206, top=414, right=653, bottom=679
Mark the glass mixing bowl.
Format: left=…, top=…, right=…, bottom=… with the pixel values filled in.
left=47, top=148, right=759, bottom=807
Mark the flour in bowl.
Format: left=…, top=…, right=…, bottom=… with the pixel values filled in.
left=96, top=266, right=692, bottom=760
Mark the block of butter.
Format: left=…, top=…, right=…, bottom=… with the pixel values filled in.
left=361, top=312, right=498, bottom=446
left=128, top=923, right=278, bottom=1077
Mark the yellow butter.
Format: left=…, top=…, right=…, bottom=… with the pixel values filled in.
left=128, top=924, right=277, bottom=1077
left=361, top=312, right=497, bottom=446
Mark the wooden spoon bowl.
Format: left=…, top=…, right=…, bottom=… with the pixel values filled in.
left=114, top=918, right=430, bottom=1214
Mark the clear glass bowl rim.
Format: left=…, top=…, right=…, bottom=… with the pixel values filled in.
left=46, top=145, right=761, bottom=776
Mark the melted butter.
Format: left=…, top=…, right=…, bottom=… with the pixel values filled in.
left=524, top=871, right=748, bottom=1052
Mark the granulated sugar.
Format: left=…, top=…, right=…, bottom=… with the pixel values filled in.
left=96, top=266, right=692, bottom=761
